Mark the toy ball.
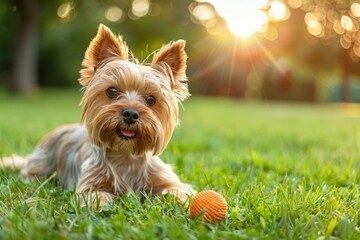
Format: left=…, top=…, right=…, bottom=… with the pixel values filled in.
left=190, top=190, right=227, bottom=223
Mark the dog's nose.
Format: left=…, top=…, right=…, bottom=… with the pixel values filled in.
left=122, top=108, right=139, bottom=124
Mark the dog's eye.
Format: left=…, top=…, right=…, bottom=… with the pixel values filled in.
left=145, top=96, right=156, bottom=106
left=106, top=87, right=119, bottom=99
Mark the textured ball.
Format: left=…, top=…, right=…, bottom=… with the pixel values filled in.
left=190, top=190, right=227, bottom=223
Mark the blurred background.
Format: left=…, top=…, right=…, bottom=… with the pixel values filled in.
left=1, top=0, right=360, bottom=103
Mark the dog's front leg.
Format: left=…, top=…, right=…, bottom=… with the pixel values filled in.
left=161, top=183, right=195, bottom=207
left=148, top=157, right=195, bottom=207
left=78, top=188, right=115, bottom=208
left=76, top=163, right=116, bottom=208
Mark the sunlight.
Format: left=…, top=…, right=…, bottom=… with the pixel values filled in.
left=192, top=4, right=215, bottom=23
left=105, top=6, right=124, bottom=22
left=351, top=3, right=360, bottom=17
left=132, top=0, right=150, bottom=17
left=341, top=15, right=353, bottom=31
left=57, top=3, right=73, bottom=19
left=207, top=0, right=268, bottom=39
left=269, top=1, right=289, bottom=21
left=305, top=12, right=322, bottom=36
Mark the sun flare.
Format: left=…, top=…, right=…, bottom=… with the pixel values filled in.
left=207, top=0, right=288, bottom=39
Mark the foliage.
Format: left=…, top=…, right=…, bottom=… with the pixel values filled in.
left=0, top=1, right=18, bottom=75
left=298, top=0, right=360, bottom=60
left=1, top=89, right=360, bottom=239
left=0, top=0, right=220, bottom=88
left=2, top=0, right=360, bottom=100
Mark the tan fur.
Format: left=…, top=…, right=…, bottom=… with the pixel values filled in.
left=2, top=24, right=194, bottom=207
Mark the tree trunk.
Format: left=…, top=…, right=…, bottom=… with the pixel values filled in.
left=11, top=0, right=39, bottom=93
left=342, top=50, right=350, bottom=102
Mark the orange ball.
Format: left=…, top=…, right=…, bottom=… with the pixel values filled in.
left=190, top=190, right=227, bottom=223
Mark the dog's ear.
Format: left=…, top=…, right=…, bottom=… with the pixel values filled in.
left=79, top=24, right=129, bottom=86
left=152, top=40, right=190, bottom=101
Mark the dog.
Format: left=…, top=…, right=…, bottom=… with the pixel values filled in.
left=1, top=24, right=195, bottom=207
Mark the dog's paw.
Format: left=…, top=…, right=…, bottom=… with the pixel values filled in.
left=162, top=187, right=196, bottom=210
left=80, top=191, right=115, bottom=209
left=0, top=154, right=27, bottom=169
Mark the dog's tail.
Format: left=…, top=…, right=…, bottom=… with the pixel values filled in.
left=0, top=154, right=27, bottom=170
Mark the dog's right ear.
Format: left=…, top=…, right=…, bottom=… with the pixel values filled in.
left=79, top=24, right=129, bottom=86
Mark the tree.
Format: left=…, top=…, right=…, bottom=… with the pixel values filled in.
left=290, top=0, right=360, bottom=102
left=11, top=0, right=40, bottom=93
left=1, top=0, right=220, bottom=92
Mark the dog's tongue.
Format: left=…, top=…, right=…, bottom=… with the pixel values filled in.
left=121, top=129, right=136, bottom=138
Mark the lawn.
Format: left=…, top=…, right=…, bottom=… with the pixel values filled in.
left=1, top=89, right=360, bottom=239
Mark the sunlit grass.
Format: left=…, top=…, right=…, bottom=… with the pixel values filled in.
left=1, top=89, right=360, bottom=239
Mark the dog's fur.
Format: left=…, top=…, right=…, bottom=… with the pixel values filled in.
left=1, top=24, right=194, bottom=206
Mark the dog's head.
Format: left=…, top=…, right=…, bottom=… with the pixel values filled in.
left=79, top=24, right=190, bottom=156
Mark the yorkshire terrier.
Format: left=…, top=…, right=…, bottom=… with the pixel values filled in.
left=2, top=24, right=195, bottom=207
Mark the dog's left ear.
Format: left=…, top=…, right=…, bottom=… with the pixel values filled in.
left=152, top=40, right=190, bottom=101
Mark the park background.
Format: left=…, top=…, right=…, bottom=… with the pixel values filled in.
left=2, top=0, right=360, bottom=102
left=1, top=0, right=360, bottom=239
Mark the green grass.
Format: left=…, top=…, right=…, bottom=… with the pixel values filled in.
left=1, top=89, right=360, bottom=239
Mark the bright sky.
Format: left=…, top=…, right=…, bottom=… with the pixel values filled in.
left=207, top=0, right=288, bottom=39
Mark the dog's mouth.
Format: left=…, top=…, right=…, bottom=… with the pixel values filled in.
left=116, top=128, right=137, bottom=140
